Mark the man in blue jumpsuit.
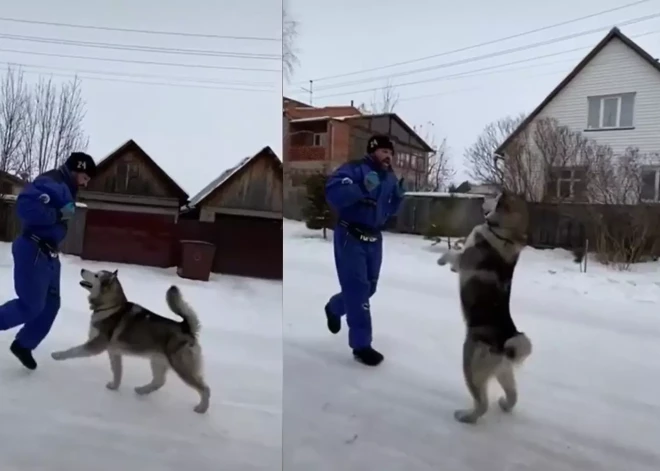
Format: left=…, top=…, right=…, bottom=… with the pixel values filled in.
left=0, top=152, right=97, bottom=370
left=324, top=135, right=405, bottom=366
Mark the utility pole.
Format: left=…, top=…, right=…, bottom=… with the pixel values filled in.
left=299, top=79, right=314, bottom=105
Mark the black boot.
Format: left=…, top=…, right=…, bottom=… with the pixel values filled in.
left=353, top=347, right=384, bottom=366
left=325, top=304, right=341, bottom=334
left=10, top=340, right=37, bottom=370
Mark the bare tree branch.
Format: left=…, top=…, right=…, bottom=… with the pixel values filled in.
left=463, top=114, right=526, bottom=185
left=0, top=66, right=28, bottom=175
left=283, top=3, right=300, bottom=83
left=0, top=66, right=88, bottom=181
left=414, top=121, right=454, bottom=191
left=29, top=76, right=88, bottom=175
left=358, top=81, right=400, bottom=114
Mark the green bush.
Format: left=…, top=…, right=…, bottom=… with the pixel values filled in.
left=302, top=173, right=332, bottom=232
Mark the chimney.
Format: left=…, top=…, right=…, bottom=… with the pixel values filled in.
left=350, top=100, right=354, bottom=107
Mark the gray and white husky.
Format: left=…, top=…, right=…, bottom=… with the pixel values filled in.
left=437, top=190, right=532, bottom=424
left=51, top=268, right=211, bottom=414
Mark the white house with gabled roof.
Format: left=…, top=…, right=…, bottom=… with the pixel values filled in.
left=496, top=27, right=660, bottom=202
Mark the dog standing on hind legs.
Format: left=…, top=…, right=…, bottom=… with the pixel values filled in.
left=50, top=268, right=211, bottom=414
left=437, top=190, right=533, bottom=424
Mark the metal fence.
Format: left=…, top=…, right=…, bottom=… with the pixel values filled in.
left=394, top=193, right=486, bottom=237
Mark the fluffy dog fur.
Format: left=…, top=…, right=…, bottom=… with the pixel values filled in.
left=437, top=191, right=532, bottom=424
left=51, top=268, right=211, bottom=414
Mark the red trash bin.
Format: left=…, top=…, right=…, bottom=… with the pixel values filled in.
left=177, top=240, right=216, bottom=282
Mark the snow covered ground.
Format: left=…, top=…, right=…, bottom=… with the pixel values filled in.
left=0, top=244, right=282, bottom=471
left=284, top=220, right=660, bottom=471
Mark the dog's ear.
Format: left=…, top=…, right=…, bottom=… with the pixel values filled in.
left=112, top=269, right=118, bottom=278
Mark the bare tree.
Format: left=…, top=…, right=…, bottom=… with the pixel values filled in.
left=369, top=80, right=399, bottom=113
left=0, top=66, right=28, bottom=176
left=415, top=122, right=454, bottom=191
left=283, top=3, right=300, bottom=83
left=27, top=76, right=88, bottom=176
left=584, top=145, right=655, bottom=269
left=357, top=81, right=400, bottom=114
left=426, top=138, right=454, bottom=191
left=464, top=113, right=526, bottom=185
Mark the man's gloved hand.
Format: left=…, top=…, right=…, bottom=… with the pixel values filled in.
left=58, top=202, right=76, bottom=221
left=396, top=177, right=406, bottom=197
left=364, top=171, right=380, bottom=192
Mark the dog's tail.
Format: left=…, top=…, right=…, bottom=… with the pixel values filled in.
left=166, top=285, right=201, bottom=337
left=503, top=332, right=532, bottom=364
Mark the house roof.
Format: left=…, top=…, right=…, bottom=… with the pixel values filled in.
left=96, top=140, right=189, bottom=200
left=187, top=146, right=281, bottom=208
left=290, top=112, right=435, bottom=152
left=495, top=27, right=660, bottom=156
left=0, top=170, right=25, bottom=185
left=283, top=96, right=312, bottom=108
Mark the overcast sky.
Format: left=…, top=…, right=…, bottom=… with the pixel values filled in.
left=0, top=0, right=281, bottom=196
left=285, top=0, right=660, bottom=183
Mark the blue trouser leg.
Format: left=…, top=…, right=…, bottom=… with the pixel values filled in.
left=16, top=255, right=61, bottom=350
left=327, top=233, right=383, bottom=318
left=331, top=227, right=383, bottom=350
left=0, top=237, right=59, bottom=349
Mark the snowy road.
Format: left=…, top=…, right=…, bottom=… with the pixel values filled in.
left=0, top=248, right=282, bottom=471
left=283, top=220, right=660, bottom=471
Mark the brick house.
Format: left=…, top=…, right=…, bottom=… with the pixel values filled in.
left=283, top=97, right=433, bottom=218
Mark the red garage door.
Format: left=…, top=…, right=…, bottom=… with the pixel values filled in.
left=213, top=215, right=282, bottom=280
left=82, top=209, right=176, bottom=268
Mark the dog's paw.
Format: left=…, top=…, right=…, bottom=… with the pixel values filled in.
left=51, top=351, right=66, bottom=361
left=437, top=254, right=448, bottom=266
left=106, top=381, right=120, bottom=391
left=134, top=385, right=152, bottom=395
left=194, top=403, right=209, bottom=414
left=498, top=397, right=515, bottom=413
left=453, top=409, right=479, bottom=424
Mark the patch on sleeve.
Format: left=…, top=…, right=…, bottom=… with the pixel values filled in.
left=341, top=177, right=353, bottom=185
left=39, top=193, right=50, bottom=204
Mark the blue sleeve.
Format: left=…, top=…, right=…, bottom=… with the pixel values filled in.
left=15, top=178, right=66, bottom=226
left=325, top=163, right=366, bottom=210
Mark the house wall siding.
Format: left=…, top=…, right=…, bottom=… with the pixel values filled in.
left=536, top=37, right=660, bottom=156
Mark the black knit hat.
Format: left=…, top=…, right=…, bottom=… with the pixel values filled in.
left=65, top=152, right=97, bottom=178
left=366, top=134, right=394, bottom=154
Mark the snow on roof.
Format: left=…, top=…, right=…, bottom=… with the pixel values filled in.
left=187, top=155, right=253, bottom=208
left=289, top=115, right=361, bottom=123
left=405, top=191, right=485, bottom=199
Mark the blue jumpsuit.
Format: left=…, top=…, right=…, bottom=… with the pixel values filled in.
left=0, top=167, right=77, bottom=350
left=325, top=156, right=404, bottom=350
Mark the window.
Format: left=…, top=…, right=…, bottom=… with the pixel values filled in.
left=586, top=93, right=635, bottom=130
left=312, top=133, right=325, bottom=146
left=641, top=167, right=660, bottom=202
left=416, top=155, right=427, bottom=174
left=546, top=167, right=587, bottom=200
left=114, top=162, right=140, bottom=192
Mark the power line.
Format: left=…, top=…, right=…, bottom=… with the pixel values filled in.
left=312, top=20, right=660, bottom=99
left=399, top=69, right=570, bottom=104
left=0, top=32, right=281, bottom=60
left=2, top=63, right=277, bottom=92
left=309, top=27, right=660, bottom=104
left=1, top=60, right=275, bottom=89
left=300, top=0, right=652, bottom=84
left=0, top=16, right=281, bottom=42
left=397, top=64, right=583, bottom=103
left=0, top=47, right=280, bottom=73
